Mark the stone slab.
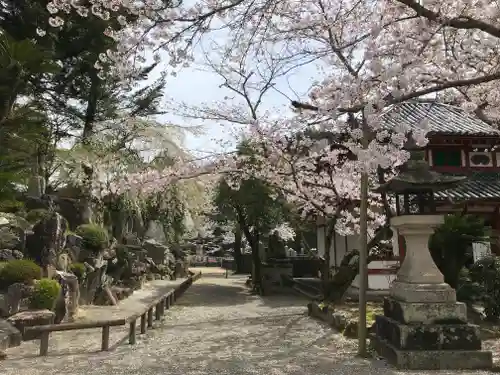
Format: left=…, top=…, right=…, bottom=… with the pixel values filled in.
left=375, top=315, right=481, bottom=351
left=390, top=281, right=456, bottom=303
left=7, top=309, right=55, bottom=341
left=371, top=334, right=492, bottom=370
left=383, top=297, right=467, bottom=324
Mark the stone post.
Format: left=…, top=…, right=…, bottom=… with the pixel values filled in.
left=371, top=215, right=492, bottom=370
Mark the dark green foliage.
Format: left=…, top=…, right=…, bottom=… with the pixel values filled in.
left=69, top=262, right=86, bottom=280
left=212, top=143, right=293, bottom=291
left=0, top=259, right=41, bottom=289
left=75, top=224, right=109, bottom=251
left=429, top=214, right=487, bottom=289
left=30, top=278, right=61, bottom=310
left=25, top=208, right=50, bottom=223
left=455, top=267, right=484, bottom=304
left=0, top=0, right=165, bottom=202
left=0, top=200, right=24, bottom=214
left=468, top=256, right=500, bottom=321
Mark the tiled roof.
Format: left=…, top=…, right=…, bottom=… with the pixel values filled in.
left=382, top=101, right=500, bottom=136
left=435, top=172, right=500, bottom=201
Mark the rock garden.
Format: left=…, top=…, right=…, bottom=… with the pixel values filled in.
left=0, top=200, right=190, bottom=355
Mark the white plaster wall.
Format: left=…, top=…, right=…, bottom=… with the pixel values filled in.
left=316, top=227, right=400, bottom=290
left=352, top=274, right=397, bottom=290
left=351, top=260, right=399, bottom=290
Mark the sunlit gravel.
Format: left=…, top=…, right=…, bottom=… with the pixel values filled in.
left=1, top=271, right=497, bottom=375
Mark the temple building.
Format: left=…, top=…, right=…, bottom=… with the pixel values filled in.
left=316, top=100, right=500, bottom=290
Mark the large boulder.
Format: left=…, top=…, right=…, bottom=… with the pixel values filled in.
left=144, top=220, right=166, bottom=243
left=142, top=239, right=172, bottom=265
left=65, top=233, right=83, bottom=262
left=24, top=194, right=82, bottom=230
left=78, top=263, right=109, bottom=305
left=123, top=233, right=141, bottom=246
left=0, top=249, right=23, bottom=262
left=0, top=213, right=30, bottom=230
left=54, top=271, right=79, bottom=322
left=25, top=212, right=67, bottom=274
left=2, top=283, right=34, bottom=316
left=0, top=213, right=30, bottom=251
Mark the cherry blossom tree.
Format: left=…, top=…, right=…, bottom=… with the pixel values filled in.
left=38, top=0, right=500, bottom=353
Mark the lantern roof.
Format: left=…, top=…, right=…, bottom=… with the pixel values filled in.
left=377, top=150, right=467, bottom=193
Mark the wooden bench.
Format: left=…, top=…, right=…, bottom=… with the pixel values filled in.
left=25, top=319, right=127, bottom=356
left=25, top=271, right=202, bottom=356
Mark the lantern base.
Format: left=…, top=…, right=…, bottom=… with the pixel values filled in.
left=372, top=298, right=493, bottom=370
left=390, top=280, right=456, bottom=303
left=383, top=297, right=467, bottom=324
left=371, top=328, right=492, bottom=370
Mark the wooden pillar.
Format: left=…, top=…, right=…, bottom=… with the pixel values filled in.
left=140, top=313, right=147, bottom=334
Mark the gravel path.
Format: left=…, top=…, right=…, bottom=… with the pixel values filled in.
left=1, top=269, right=497, bottom=374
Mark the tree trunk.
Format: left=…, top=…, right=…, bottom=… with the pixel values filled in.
left=80, top=71, right=100, bottom=224
left=250, top=233, right=262, bottom=293
left=233, top=223, right=243, bottom=273
left=321, top=224, right=334, bottom=296
left=235, top=207, right=262, bottom=292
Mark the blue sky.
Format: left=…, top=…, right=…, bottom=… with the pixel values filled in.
left=155, top=55, right=319, bottom=157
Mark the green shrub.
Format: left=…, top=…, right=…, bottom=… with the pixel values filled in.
left=469, top=256, right=500, bottom=321
left=25, top=209, right=49, bottom=223
left=30, top=278, right=61, bottom=310
left=429, top=214, right=487, bottom=289
left=456, top=267, right=484, bottom=304
left=75, top=224, right=109, bottom=251
left=0, top=259, right=41, bottom=289
left=69, top=262, right=86, bottom=280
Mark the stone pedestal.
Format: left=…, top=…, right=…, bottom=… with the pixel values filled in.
left=371, top=215, right=492, bottom=370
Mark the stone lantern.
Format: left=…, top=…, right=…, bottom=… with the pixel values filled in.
left=371, top=150, right=492, bottom=370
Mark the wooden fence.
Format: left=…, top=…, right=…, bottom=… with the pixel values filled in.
left=24, top=272, right=202, bottom=356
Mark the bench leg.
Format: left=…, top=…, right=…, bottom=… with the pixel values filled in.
left=147, top=308, right=153, bottom=328
left=40, top=331, right=49, bottom=356
left=129, top=321, right=136, bottom=345
left=155, top=303, right=161, bottom=320
left=101, top=326, right=110, bottom=351
left=140, top=313, right=147, bottom=334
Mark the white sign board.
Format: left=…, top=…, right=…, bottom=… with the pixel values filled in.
left=472, top=242, right=491, bottom=263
